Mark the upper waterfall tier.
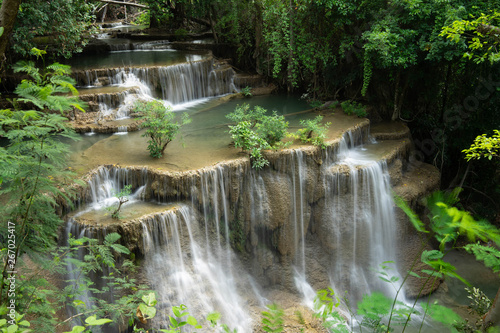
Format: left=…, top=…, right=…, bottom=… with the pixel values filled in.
left=72, top=57, right=237, bottom=104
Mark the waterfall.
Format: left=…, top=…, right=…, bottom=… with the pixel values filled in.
left=157, top=60, right=235, bottom=104
left=321, top=145, right=401, bottom=303
left=141, top=205, right=256, bottom=332
left=115, top=126, right=128, bottom=135
left=67, top=128, right=412, bottom=330
left=74, top=59, right=236, bottom=107
left=84, top=166, right=147, bottom=211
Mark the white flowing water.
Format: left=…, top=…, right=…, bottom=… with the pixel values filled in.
left=141, top=202, right=258, bottom=331
left=323, top=144, right=401, bottom=303
left=76, top=58, right=236, bottom=122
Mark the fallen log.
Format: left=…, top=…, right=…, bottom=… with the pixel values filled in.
left=93, top=0, right=149, bottom=9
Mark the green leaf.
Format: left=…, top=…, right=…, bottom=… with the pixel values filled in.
left=85, top=315, right=112, bottom=326
left=394, top=194, right=428, bottom=233
left=169, top=316, right=179, bottom=328
left=425, top=303, right=463, bottom=331
left=142, top=292, right=157, bottom=306
left=408, top=271, right=422, bottom=278
left=207, top=312, right=221, bottom=326
left=186, top=315, right=201, bottom=328
left=421, top=250, right=444, bottom=262
left=63, top=326, right=85, bottom=333
left=7, top=325, right=18, bottom=333
left=104, top=233, right=121, bottom=244
left=464, top=243, right=500, bottom=273
left=139, top=303, right=156, bottom=319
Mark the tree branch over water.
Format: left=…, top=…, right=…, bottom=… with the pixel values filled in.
left=94, top=0, right=149, bottom=9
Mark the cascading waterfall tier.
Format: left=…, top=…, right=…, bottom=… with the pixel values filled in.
left=72, top=58, right=236, bottom=104
left=315, top=155, right=400, bottom=302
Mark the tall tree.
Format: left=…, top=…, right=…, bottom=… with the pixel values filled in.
left=0, top=0, right=22, bottom=68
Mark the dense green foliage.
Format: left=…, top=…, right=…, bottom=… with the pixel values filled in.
left=256, top=111, right=289, bottom=147
left=10, top=0, right=96, bottom=59
left=226, top=103, right=267, bottom=129
left=227, top=104, right=291, bottom=169
left=340, top=100, right=367, bottom=118
left=462, top=130, right=500, bottom=162
left=441, top=10, right=500, bottom=64
left=134, top=100, right=191, bottom=158
left=229, top=120, right=271, bottom=169
left=0, top=54, right=85, bottom=262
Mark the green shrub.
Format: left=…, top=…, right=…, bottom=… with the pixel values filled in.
left=241, top=86, right=252, bottom=97
left=462, top=129, right=500, bottom=161
left=227, top=105, right=291, bottom=169
left=296, top=115, right=331, bottom=149
left=329, top=101, right=340, bottom=110
left=175, top=28, right=189, bottom=37
left=134, top=100, right=191, bottom=158
left=309, top=99, right=323, bottom=109
left=226, top=103, right=266, bottom=128
left=133, top=11, right=150, bottom=26
left=466, top=287, right=492, bottom=316
left=340, top=100, right=368, bottom=118
left=256, top=111, right=289, bottom=147
left=229, top=120, right=270, bottom=169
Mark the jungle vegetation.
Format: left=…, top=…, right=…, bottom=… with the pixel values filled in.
left=0, top=0, right=499, bottom=331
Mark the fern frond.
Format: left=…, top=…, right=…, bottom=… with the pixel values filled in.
left=394, top=194, right=428, bottom=233
left=104, top=233, right=121, bottom=245
left=46, top=62, right=72, bottom=76
left=464, top=243, right=500, bottom=273
left=13, top=60, right=42, bottom=83
left=51, top=77, right=79, bottom=95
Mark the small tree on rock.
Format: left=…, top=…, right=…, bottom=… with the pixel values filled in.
left=111, top=185, right=132, bottom=219
left=134, top=100, right=191, bottom=158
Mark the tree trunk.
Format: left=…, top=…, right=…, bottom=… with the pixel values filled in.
left=208, top=6, right=219, bottom=44
left=101, top=4, right=108, bottom=23
left=391, top=71, right=401, bottom=121
left=253, top=1, right=263, bottom=74
left=287, top=0, right=294, bottom=94
left=391, top=70, right=409, bottom=121
left=124, top=0, right=128, bottom=21
left=0, top=0, right=22, bottom=68
left=484, top=287, right=500, bottom=328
